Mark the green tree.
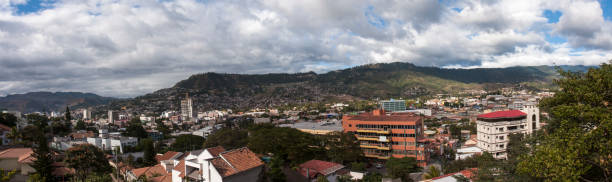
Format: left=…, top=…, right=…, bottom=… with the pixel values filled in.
left=125, top=118, right=148, bottom=139
left=204, top=128, right=248, bottom=150
left=74, top=119, right=87, bottom=131
left=141, top=139, right=157, bottom=166
left=324, top=132, right=363, bottom=164
left=316, top=175, right=329, bottom=182
left=517, top=63, right=612, bottom=181
left=267, top=156, right=286, bottom=182
left=247, top=126, right=323, bottom=166
left=350, top=162, right=366, bottom=172
left=386, top=157, right=420, bottom=181
left=0, top=169, right=16, bottom=182
left=64, top=106, right=72, bottom=128
left=172, top=134, right=205, bottom=152
left=423, top=166, right=441, bottom=179
left=0, top=113, right=17, bottom=127
left=64, top=144, right=112, bottom=181
left=26, top=114, right=48, bottom=131
left=31, top=134, right=54, bottom=181
left=362, top=172, right=382, bottom=182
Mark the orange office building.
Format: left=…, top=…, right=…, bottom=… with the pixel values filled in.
left=343, top=109, right=429, bottom=167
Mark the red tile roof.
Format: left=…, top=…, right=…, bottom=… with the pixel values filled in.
left=430, top=168, right=477, bottom=180
left=0, top=148, right=33, bottom=161
left=132, top=164, right=170, bottom=179
left=477, top=110, right=526, bottom=119
left=212, top=147, right=264, bottom=177
left=298, top=160, right=345, bottom=178
left=149, top=174, right=172, bottom=182
left=175, top=160, right=186, bottom=178
left=0, top=123, right=10, bottom=131
left=156, top=151, right=181, bottom=162
left=206, top=146, right=226, bottom=157
left=70, top=131, right=95, bottom=139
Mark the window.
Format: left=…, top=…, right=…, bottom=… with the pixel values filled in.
left=508, top=126, right=518, bottom=130
left=499, top=144, right=504, bottom=148
left=498, top=136, right=504, bottom=140
left=532, top=114, right=536, bottom=122
left=498, top=128, right=504, bottom=132
left=349, top=124, right=352, bottom=127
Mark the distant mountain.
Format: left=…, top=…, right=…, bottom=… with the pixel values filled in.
left=108, top=62, right=594, bottom=113
left=0, top=92, right=116, bottom=113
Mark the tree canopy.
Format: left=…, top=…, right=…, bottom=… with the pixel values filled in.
left=64, top=144, right=112, bottom=181
left=172, top=134, right=205, bottom=152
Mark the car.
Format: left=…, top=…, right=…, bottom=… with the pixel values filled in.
left=375, top=163, right=384, bottom=169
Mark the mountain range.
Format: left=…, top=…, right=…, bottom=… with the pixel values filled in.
left=1, top=62, right=595, bottom=113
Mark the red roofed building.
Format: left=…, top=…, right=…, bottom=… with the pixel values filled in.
left=422, top=168, right=477, bottom=182
left=0, top=148, right=36, bottom=175
left=298, top=160, right=347, bottom=182
left=343, top=109, right=429, bottom=167
left=476, top=103, right=539, bottom=159
left=171, top=147, right=264, bottom=182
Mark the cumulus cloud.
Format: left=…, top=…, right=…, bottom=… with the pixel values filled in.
left=0, top=0, right=610, bottom=97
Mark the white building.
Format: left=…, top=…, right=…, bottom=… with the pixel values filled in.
left=172, top=147, right=264, bottom=182
left=83, top=109, right=92, bottom=120
left=476, top=105, right=539, bottom=159
left=181, top=93, right=195, bottom=121
left=87, top=130, right=138, bottom=153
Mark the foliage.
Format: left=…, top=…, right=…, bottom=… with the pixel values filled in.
left=362, top=172, right=383, bottom=182
left=322, top=132, right=363, bottom=164
left=0, top=169, right=16, bottom=182
left=386, top=157, right=420, bottom=181
left=266, top=156, right=286, bottom=182
left=64, top=106, right=71, bottom=127
left=141, top=139, right=157, bottom=166
left=64, top=144, right=112, bottom=181
left=74, top=120, right=87, bottom=131
left=203, top=128, right=248, bottom=150
left=316, top=175, right=329, bottom=182
left=51, top=120, right=71, bottom=136
left=423, top=166, right=441, bottom=179
left=172, top=134, right=205, bottom=152
left=125, top=118, right=148, bottom=139
left=27, top=114, right=49, bottom=131
left=31, top=134, right=54, bottom=181
left=26, top=173, right=45, bottom=182
left=0, top=113, right=17, bottom=127
left=350, top=162, right=366, bottom=172
left=247, top=125, right=324, bottom=166
left=517, top=62, right=612, bottom=181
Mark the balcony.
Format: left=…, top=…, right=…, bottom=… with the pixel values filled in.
left=360, top=144, right=391, bottom=150
left=357, top=129, right=391, bottom=134
left=356, top=136, right=390, bottom=142
left=364, top=153, right=391, bottom=159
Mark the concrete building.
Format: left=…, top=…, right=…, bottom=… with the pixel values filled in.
left=87, top=130, right=138, bottom=153
left=181, top=93, right=196, bottom=122
left=343, top=109, right=428, bottom=167
left=380, top=99, right=406, bottom=112
left=0, top=148, right=35, bottom=175
left=279, top=119, right=343, bottom=135
left=82, top=108, right=92, bottom=120
left=108, top=110, right=119, bottom=124
left=476, top=105, right=540, bottom=159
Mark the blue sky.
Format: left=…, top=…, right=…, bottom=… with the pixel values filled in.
left=1, top=0, right=612, bottom=97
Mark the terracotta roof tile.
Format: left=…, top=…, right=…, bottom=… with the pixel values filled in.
left=156, top=151, right=180, bottom=162
left=0, top=148, right=33, bottom=160
left=206, top=146, right=226, bottom=157
left=150, top=174, right=172, bottom=182
left=430, top=168, right=477, bottom=180
left=132, top=164, right=170, bottom=178
left=298, top=160, right=344, bottom=178
left=174, top=160, right=186, bottom=178
left=477, top=110, right=526, bottom=119
left=212, top=147, right=264, bottom=177
left=0, top=124, right=10, bottom=131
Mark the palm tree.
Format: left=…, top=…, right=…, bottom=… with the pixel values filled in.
left=423, top=166, right=441, bottom=179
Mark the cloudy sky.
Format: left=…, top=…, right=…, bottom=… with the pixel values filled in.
left=0, top=0, right=611, bottom=98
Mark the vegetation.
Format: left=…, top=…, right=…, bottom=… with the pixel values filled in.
left=386, top=157, right=421, bottom=181
left=517, top=62, right=612, bottom=181
left=172, top=134, right=205, bottom=152
left=141, top=139, right=157, bottom=166
left=423, top=166, right=441, bottom=179
left=203, top=128, right=248, bottom=150
left=124, top=118, right=148, bottom=139
left=31, top=133, right=54, bottom=181
left=64, top=144, right=112, bottom=181
left=0, top=170, right=16, bottom=182
left=0, top=113, right=17, bottom=127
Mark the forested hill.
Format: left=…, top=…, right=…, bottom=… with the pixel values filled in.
left=0, top=92, right=116, bottom=113
left=109, top=62, right=593, bottom=113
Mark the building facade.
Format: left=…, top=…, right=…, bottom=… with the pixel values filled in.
left=476, top=105, right=539, bottom=159
left=180, top=93, right=195, bottom=121
left=343, top=109, right=428, bottom=166
left=83, top=109, right=92, bottom=120
left=380, top=99, right=406, bottom=112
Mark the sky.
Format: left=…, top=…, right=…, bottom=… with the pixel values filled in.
left=0, top=0, right=611, bottom=98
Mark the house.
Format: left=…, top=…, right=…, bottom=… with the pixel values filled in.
left=298, top=160, right=347, bottom=182
left=0, top=148, right=35, bottom=175
left=0, top=124, right=11, bottom=145
left=127, top=164, right=171, bottom=182
left=172, top=146, right=264, bottom=182
left=421, top=168, right=477, bottom=182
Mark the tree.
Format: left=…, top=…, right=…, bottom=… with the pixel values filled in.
left=31, top=134, right=54, bottom=181
left=0, top=113, right=17, bottom=127
left=125, top=118, right=148, bottom=139
left=247, top=126, right=323, bottom=166
left=172, top=134, right=205, bottom=152
left=386, top=157, right=420, bottom=181
left=74, top=120, right=87, bottom=131
left=141, top=139, right=157, bottom=166
left=64, top=106, right=72, bottom=128
left=362, top=172, right=382, bottom=182
left=204, top=128, right=248, bottom=150
left=423, top=166, right=441, bottom=179
left=350, top=162, right=366, bottom=172
left=26, top=114, right=48, bottom=131
left=517, top=63, right=612, bottom=182
left=316, top=175, right=329, bottom=182
left=0, top=169, right=16, bottom=182
left=51, top=120, right=70, bottom=136
left=266, top=155, right=286, bottom=182
left=324, top=132, right=363, bottom=164
left=64, top=144, right=112, bottom=181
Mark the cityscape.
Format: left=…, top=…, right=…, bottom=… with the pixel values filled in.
left=0, top=0, right=611, bottom=182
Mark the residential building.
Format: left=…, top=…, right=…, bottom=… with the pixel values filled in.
left=82, top=108, right=92, bottom=120
left=171, top=147, right=264, bottom=182
left=0, top=124, right=11, bottom=145
left=181, top=93, right=196, bottom=122
left=380, top=99, right=406, bottom=112
left=298, top=160, right=347, bottom=182
left=87, top=130, right=138, bottom=153
left=0, top=148, right=35, bottom=175
left=343, top=109, right=428, bottom=167
left=421, top=168, right=477, bottom=182
left=476, top=105, right=540, bottom=159
left=108, top=110, right=118, bottom=124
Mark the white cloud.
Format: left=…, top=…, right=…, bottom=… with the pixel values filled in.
left=0, top=0, right=610, bottom=97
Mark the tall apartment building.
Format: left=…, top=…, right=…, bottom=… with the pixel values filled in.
left=108, top=110, right=119, bottom=124
left=83, top=108, right=92, bottom=120
left=476, top=104, right=539, bottom=159
left=380, top=99, right=406, bottom=112
left=343, top=109, right=428, bottom=166
left=181, top=93, right=195, bottom=121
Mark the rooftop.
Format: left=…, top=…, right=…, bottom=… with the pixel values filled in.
left=211, top=147, right=264, bottom=177
left=477, top=110, right=526, bottom=119
left=279, top=120, right=343, bottom=132
left=299, top=160, right=345, bottom=178
left=346, top=111, right=420, bottom=122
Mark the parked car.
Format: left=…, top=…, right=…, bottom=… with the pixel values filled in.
left=375, top=163, right=384, bottom=169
